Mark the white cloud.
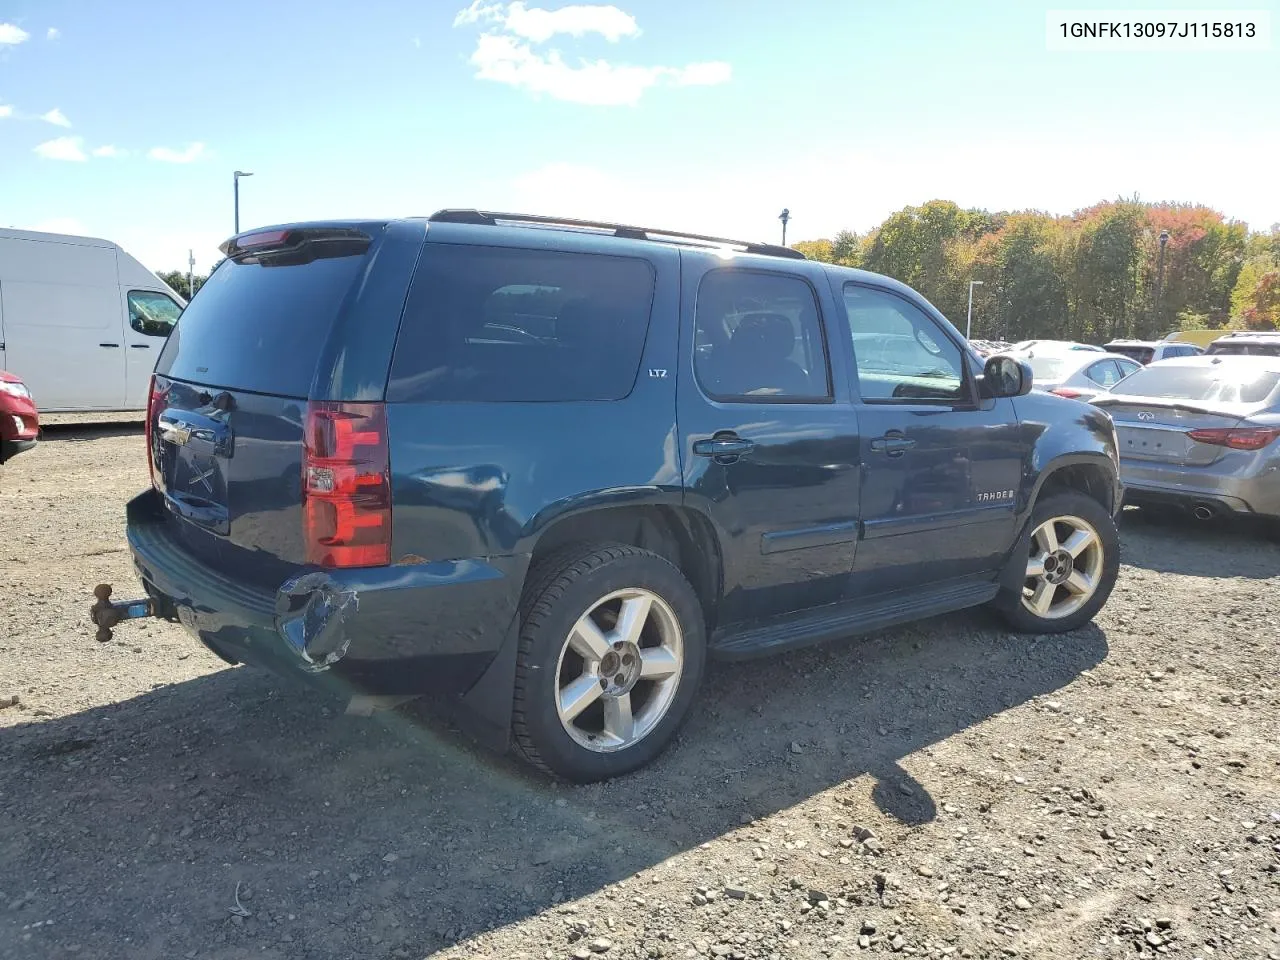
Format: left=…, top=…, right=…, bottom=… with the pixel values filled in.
left=0, top=104, right=13, bottom=119
left=0, top=22, right=30, bottom=45
left=34, top=136, right=87, bottom=162
left=41, top=107, right=70, bottom=127
left=455, top=0, right=638, bottom=42
left=454, top=1, right=729, bottom=104
left=148, top=142, right=206, bottom=163
left=47, top=27, right=60, bottom=40
left=412, top=35, right=421, bottom=48
left=92, top=144, right=126, bottom=158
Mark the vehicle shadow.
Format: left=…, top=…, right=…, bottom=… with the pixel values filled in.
left=1118, top=506, right=1279, bottom=579
left=38, top=422, right=143, bottom=443
left=0, top=614, right=1106, bottom=959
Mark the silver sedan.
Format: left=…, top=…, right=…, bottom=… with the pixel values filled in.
left=1090, top=355, right=1280, bottom=520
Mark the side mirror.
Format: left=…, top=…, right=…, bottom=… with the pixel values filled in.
left=979, top=354, right=1033, bottom=399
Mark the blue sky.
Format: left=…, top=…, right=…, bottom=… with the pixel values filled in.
left=1, top=0, right=1277, bottom=273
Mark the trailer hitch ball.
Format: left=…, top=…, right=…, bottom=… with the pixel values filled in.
left=90, top=583, right=155, bottom=643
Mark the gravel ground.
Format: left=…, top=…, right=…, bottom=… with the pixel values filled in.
left=1, top=427, right=1278, bottom=960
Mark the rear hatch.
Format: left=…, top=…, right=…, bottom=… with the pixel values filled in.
left=148, top=224, right=392, bottom=589
left=1092, top=399, right=1247, bottom=465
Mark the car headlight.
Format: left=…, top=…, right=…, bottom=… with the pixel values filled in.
left=0, top=380, right=31, bottom=400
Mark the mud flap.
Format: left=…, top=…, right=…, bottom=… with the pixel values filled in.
left=453, top=611, right=523, bottom=753
left=997, top=516, right=1034, bottom=596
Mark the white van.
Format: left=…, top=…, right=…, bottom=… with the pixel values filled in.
left=0, top=228, right=186, bottom=412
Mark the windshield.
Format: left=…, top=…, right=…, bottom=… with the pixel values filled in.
left=1112, top=364, right=1280, bottom=404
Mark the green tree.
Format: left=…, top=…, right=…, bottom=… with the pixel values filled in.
left=157, top=270, right=208, bottom=301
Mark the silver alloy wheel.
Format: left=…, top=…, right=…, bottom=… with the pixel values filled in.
left=554, top=587, right=684, bottom=753
left=1022, top=514, right=1106, bottom=620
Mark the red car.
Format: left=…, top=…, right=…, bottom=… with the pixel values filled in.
left=0, top=370, right=39, bottom=463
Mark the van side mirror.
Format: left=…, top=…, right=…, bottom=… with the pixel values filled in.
left=979, top=354, right=1033, bottom=399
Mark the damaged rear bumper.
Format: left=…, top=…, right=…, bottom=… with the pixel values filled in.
left=119, top=492, right=529, bottom=711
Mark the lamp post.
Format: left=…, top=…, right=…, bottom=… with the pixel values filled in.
left=778, top=208, right=791, bottom=246
left=1152, top=229, right=1170, bottom=333
left=966, top=280, right=984, bottom=340
left=233, top=170, right=254, bottom=234
left=187, top=248, right=195, bottom=301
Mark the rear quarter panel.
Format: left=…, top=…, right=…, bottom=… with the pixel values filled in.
left=385, top=230, right=683, bottom=564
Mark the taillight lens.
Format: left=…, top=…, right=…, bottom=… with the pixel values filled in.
left=302, top=402, right=391, bottom=568
left=1050, top=387, right=1086, bottom=399
left=1187, top=426, right=1280, bottom=451
left=145, top=375, right=167, bottom=488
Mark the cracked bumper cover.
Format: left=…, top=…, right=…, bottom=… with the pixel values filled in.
left=123, top=491, right=529, bottom=712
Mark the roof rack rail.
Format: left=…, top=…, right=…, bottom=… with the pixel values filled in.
left=427, top=209, right=806, bottom=260
left=1219, top=329, right=1280, bottom=337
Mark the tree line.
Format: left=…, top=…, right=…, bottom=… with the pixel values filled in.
left=793, top=199, right=1280, bottom=341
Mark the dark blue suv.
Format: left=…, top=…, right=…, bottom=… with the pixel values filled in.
left=94, top=211, right=1122, bottom=782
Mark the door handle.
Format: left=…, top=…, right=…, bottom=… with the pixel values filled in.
left=130, top=343, right=151, bottom=349
left=870, top=434, right=916, bottom=457
left=99, top=343, right=120, bottom=348
left=693, top=436, right=755, bottom=460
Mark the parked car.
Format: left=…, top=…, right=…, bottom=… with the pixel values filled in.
left=0, top=227, right=185, bottom=413
left=968, top=339, right=1012, bottom=357
left=1091, top=355, right=1280, bottom=520
left=1102, top=338, right=1202, bottom=364
left=1022, top=350, right=1143, bottom=401
left=1164, top=329, right=1227, bottom=350
left=1205, top=330, right=1280, bottom=357
left=92, top=211, right=1123, bottom=782
left=0, top=369, right=39, bottom=463
left=1010, top=339, right=1103, bottom=353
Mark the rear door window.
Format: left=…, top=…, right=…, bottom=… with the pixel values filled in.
left=156, top=251, right=370, bottom=397
left=694, top=271, right=831, bottom=401
left=1086, top=359, right=1123, bottom=387
left=387, top=244, right=655, bottom=403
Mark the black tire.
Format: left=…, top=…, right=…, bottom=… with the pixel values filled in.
left=992, top=491, right=1120, bottom=634
left=511, top=543, right=707, bottom=782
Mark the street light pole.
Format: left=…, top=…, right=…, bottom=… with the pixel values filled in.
left=778, top=208, right=791, bottom=247
left=966, top=280, right=984, bottom=340
left=1152, top=229, right=1170, bottom=334
left=187, top=248, right=195, bottom=301
left=233, top=170, right=254, bottom=234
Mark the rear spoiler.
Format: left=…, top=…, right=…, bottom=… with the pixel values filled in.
left=220, top=226, right=374, bottom=262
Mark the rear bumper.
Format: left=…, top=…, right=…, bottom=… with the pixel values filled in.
left=124, top=490, right=529, bottom=698
left=1119, top=458, right=1280, bottom=518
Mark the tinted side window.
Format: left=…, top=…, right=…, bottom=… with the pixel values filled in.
left=693, top=270, right=831, bottom=401
left=1086, top=359, right=1123, bottom=386
left=388, top=245, right=655, bottom=403
left=128, top=290, right=182, bottom=337
left=842, top=284, right=965, bottom=402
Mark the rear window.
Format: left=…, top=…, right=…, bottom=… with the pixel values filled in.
left=156, top=251, right=368, bottom=397
left=1025, top=355, right=1066, bottom=381
left=387, top=244, right=655, bottom=402
left=1115, top=364, right=1280, bottom=404
left=1107, top=345, right=1154, bottom=364
left=1207, top=341, right=1280, bottom=357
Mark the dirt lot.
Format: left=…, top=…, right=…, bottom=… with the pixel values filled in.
left=2, top=426, right=1278, bottom=960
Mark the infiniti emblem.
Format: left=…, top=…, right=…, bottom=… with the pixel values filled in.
left=1137, top=411, right=1156, bottom=421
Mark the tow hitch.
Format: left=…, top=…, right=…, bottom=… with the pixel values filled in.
left=89, top=584, right=159, bottom=643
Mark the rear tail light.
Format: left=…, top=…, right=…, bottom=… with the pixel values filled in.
left=302, top=402, right=392, bottom=568
left=1187, top=426, right=1280, bottom=451
left=1050, top=387, right=1086, bottom=399
left=145, top=375, right=167, bottom=488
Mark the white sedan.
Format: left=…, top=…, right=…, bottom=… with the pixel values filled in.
left=1017, top=349, right=1143, bottom=400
